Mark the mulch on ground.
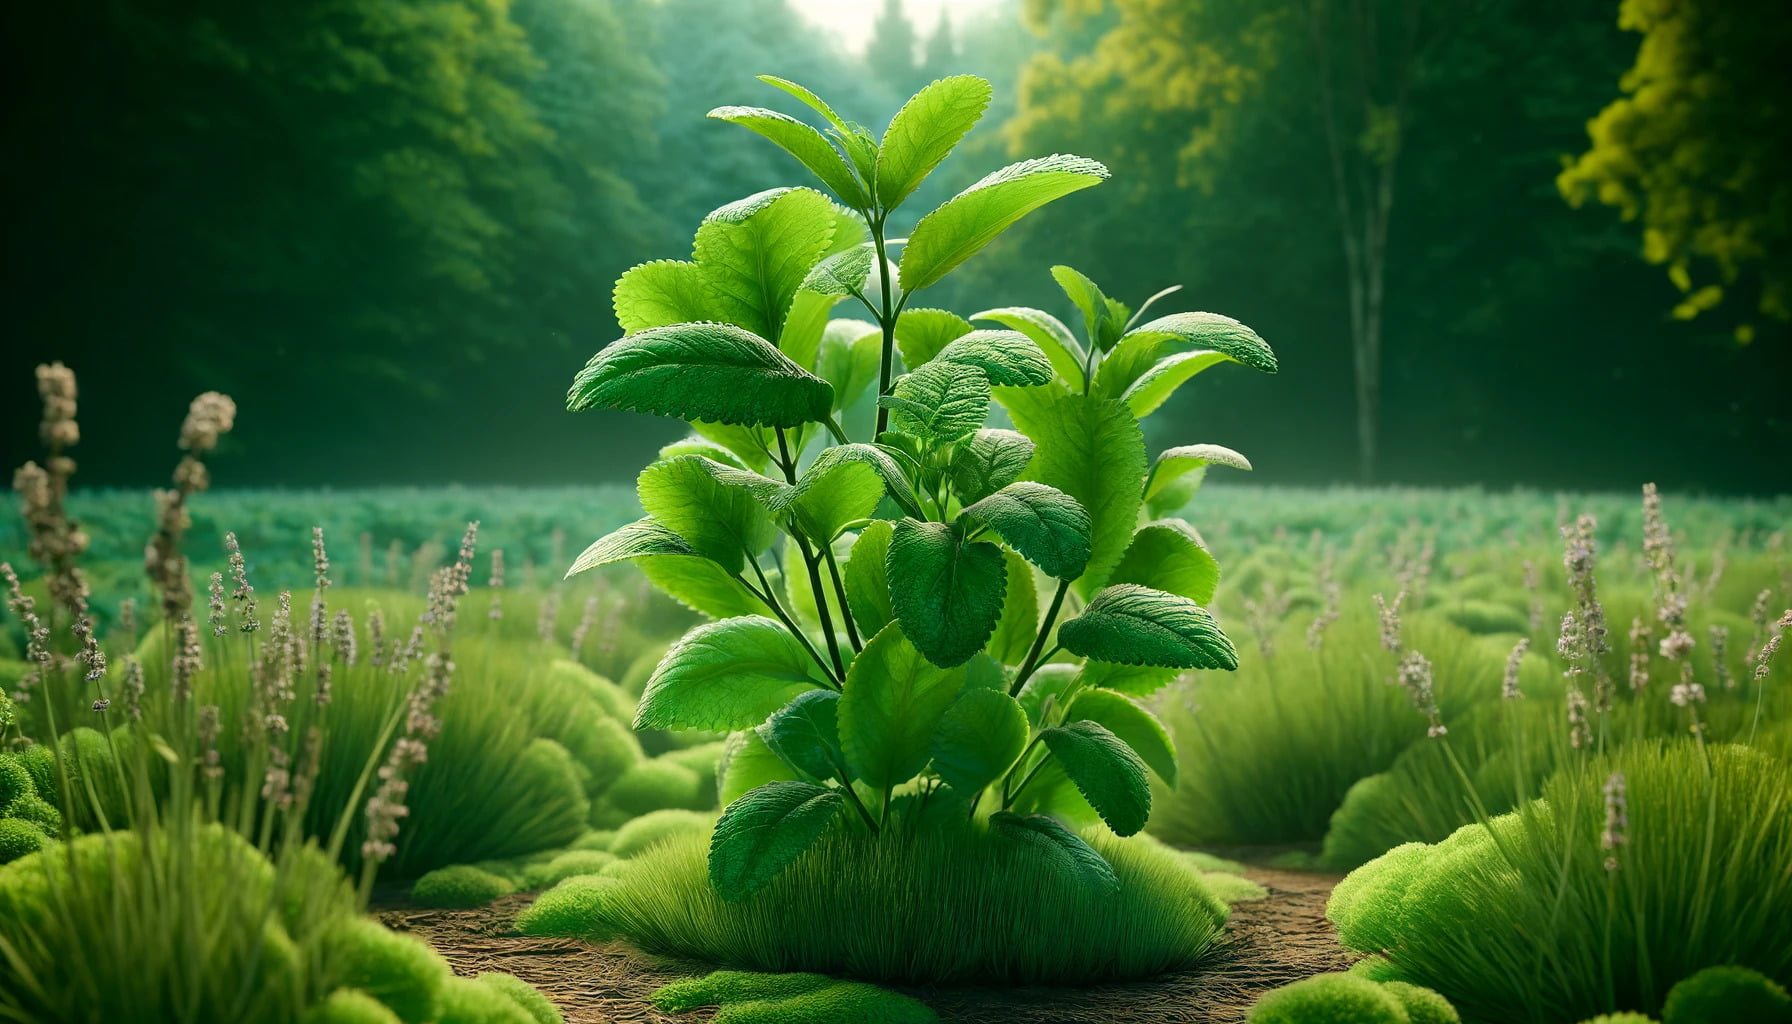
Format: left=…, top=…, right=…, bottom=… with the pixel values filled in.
left=376, top=864, right=1352, bottom=1024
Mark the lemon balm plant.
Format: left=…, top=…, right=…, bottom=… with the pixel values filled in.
left=563, top=74, right=1277, bottom=923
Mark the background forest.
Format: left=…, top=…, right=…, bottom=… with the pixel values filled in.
left=3, top=0, right=1787, bottom=493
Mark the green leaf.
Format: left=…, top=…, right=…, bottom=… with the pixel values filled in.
left=948, top=429, right=1036, bottom=505
left=988, top=811, right=1118, bottom=892
left=932, top=330, right=1053, bottom=387
left=988, top=550, right=1039, bottom=665
left=569, top=322, right=832, bottom=428
left=1050, top=265, right=1122, bottom=352
left=637, top=555, right=766, bottom=619
left=801, top=246, right=877, bottom=300
left=658, top=435, right=748, bottom=468
left=788, top=460, right=884, bottom=542
left=899, top=155, right=1109, bottom=293
left=959, top=482, right=1091, bottom=580
left=709, top=780, right=843, bottom=901
left=806, top=443, right=925, bottom=520
left=838, top=623, right=966, bottom=790
left=996, top=387, right=1145, bottom=597
left=565, top=517, right=692, bottom=578
left=876, top=75, right=992, bottom=209
left=760, top=689, right=847, bottom=782
left=692, top=421, right=775, bottom=474
left=887, top=521, right=1008, bottom=668
left=778, top=289, right=836, bottom=371
left=880, top=363, right=990, bottom=444
left=815, top=319, right=883, bottom=412
left=708, top=106, right=867, bottom=207
left=1062, top=689, right=1177, bottom=787
left=757, top=75, right=853, bottom=134
left=613, top=260, right=713, bottom=333
left=1038, top=720, right=1150, bottom=835
left=1057, top=584, right=1238, bottom=670
left=972, top=307, right=1087, bottom=391
left=1108, top=520, right=1220, bottom=605
left=844, top=521, right=895, bottom=638
left=893, top=308, right=974, bottom=370
left=1075, top=660, right=1181, bottom=697
left=1095, top=312, right=1278, bottom=402
left=1016, top=664, right=1080, bottom=726
left=695, top=188, right=840, bottom=343
left=719, top=730, right=801, bottom=806
left=930, top=688, right=1027, bottom=794
left=1146, top=444, right=1253, bottom=503
left=635, top=616, right=830, bottom=731
left=637, top=456, right=781, bottom=573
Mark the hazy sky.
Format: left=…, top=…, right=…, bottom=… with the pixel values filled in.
left=788, top=0, right=995, bottom=53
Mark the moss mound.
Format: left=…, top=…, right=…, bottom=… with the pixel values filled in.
left=608, top=809, right=714, bottom=858
left=652, top=971, right=937, bottom=1024
left=301, top=988, right=406, bottom=1024
left=319, top=915, right=450, bottom=1024
left=475, top=972, right=565, bottom=1024
left=0, top=817, right=50, bottom=863
left=1247, top=974, right=1410, bottom=1024
left=411, top=865, right=516, bottom=908
left=1661, top=966, right=1791, bottom=1024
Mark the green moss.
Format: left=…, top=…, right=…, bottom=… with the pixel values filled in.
left=17, top=743, right=55, bottom=801
left=1380, top=982, right=1459, bottom=1024
left=1576, top=1016, right=1659, bottom=1024
left=412, top=865, right=516, bottom=908
left=0, top=753, right=31, bottom=807
left=434, top=976, right=536, bottom=1024
left=514, top=875, right=619, bottom=942
left=1662, top=966, right=1792, bottom=1024
left=1200, top=871, right=1269, bottom=904
left=521, top=850, right=618, bottom=889
left=318, top=915, right=449, bottom=1024
left=0, top=817, right=50, bottom=863
left=570, top=830, right=615, bottom=852
left=3, top=794, right=62, bottom=835
left=1347, top=955, right=1403, bottom=983
left=608, top=809, right=715, bottom=859
left=301, top=988, right=406, bottom=1024
left=652, top=972, right=937, bottom=1024
left=1441, top=599, right=1530, bottom=636
left=653, top=971, right=835, bottom=1011
left=475, top=972, right=565, bottom=1024
left=1247, top=974, right=1411, bottom=1024
left=603, top=758, right=704, bottom=817
left=542, top=659, right=635, bottom=723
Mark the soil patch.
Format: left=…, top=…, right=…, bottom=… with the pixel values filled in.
left=378, top=865, right=1352, bottom=1024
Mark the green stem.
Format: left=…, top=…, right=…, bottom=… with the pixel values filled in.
left=872, top=215, right=897, bottom=438
left=746, top=556, right=840, bottom=688
left=795, top=534, right=848, bottom=679
left=824, top=415, right=852, bottom=447
left=821, top=544, right=862, bottom=653
left=1009, top=579, right=1072, bottom=697
left=836, top=770, right=880, bottom=836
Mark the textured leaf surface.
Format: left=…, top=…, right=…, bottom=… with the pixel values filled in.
left=777, top=288, right=835, bottom=371
left=719, top=730, right=800, bottom=805
left=932, top=330, right=1053, bottom=386
left=880, top=362, right=991, bottom=444
left=569, top=323, right=832, bottom=428
left=806, top=443, right=924, bottom=519
left=972, top=307, right=1087, bottom=390
left=876, top=75, right=992, bottom=208
left=789, top=459, right=884, bottom=541
left=1057, top=584, right=1238, bottom=670
left=960, top=482, right=1091, bottom=580
left=887, top=521, right=1008, bottom=668
left=636, top=555, right=765, bottom=619
left=658, top=435, right=748, bottom=467
left=695, top=188, right=839, bottom=343
left=893, top=308, right=974, bottom=370
left=1108, top=520, right=1220, bottom=605
left=613, top=260, right=712, bottom=333
left=637, top=456, right=780, bottom=573
left=988, top=550, right=1040, bottom=665
left=708, top=105, right=866, bottom=207
left=948, top=429, right=1036, bottom=505
left=1039, top=720, right=1151, bottom=835
left=838, top=623, right=965, bottom=789
left=1050, top=265, right=1121, bottom=352
left=815, top=319, right=882, bottom=411
left=989, top=811, right=1118, bottom=891
left=636, top=616, right=830, bottom=731
left=692, top=421, right=775, bottom=473
left=801, top=246, right=877, bottom=299
left=1063, top=689, right=1178, bottom=786
left=761, top=689, right=847, bottom=782
left=1146, top=444, right=1253, bottom=502
left=709, top=780, right=842, bottom=901
left=900, top=155, right=1109, bottom=292
left=844, top=520, right=895, bottom=637
left=997, top=387, right=1145, bottom=597
left=1096, top=312, right=1277, bottom=399
left=1075, top=660, right=1181, bottom=697
left=566, top=517, right=691, bottom=578
left=931, top=688, right=1028, bottom=794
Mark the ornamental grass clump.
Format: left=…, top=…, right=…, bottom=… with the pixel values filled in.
left=546, top=71, right=1277, bottom=982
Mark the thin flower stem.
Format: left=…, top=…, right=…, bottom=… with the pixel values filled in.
left=1009, top=579, right=1073, bottom=697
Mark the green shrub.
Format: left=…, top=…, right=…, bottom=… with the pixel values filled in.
left=475, top=972, right=565, bottom=1024
left=1247, top=973, right=1410, bottom=1024
left=520, top=850, right=617, bottom=890
left=1441, top=599, right=1530, bottom=636
left=540, top=660, right=634, bottom=724
left=434, top=976, right=535, bottom=1024
left=0, top=818, right=49, bottom=863
left=410, top=865, right=516, bottom=908
left=2, top=794, right=61, bottom=834
left=1661, top=966, right=1791, bottom=1024
left=570, top=830, right=614, bottom=852
left=0, top=753, right=30, bottom=807
left=653, top=971, right=938, bottom=1024
left=607, top=809, right=715, bottom=859
left=16, top=743, right=54, bottom=802
left=1200, top=871, right=1269, bottom=904
left=301, top=989, right=404, bottom=1024
left=602, top=758, right=704, bottom=817
left=1576, top=1016, right=1658, bottom=1024
left=317, top=915, right=449, bottom=1024
left=1328, top=742, right=1792, bottom=1022
left=537, top=823, right=1228, bottom=986
left=1381, top=982, right=1460, bottom=1024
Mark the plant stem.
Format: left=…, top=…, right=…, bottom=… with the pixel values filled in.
left=836, top=770, right=880, bottom=835
left=746, top=556, right=839, bottom=688
left=824, top=415, right=852, bottom=446
left=872, top=215, right=897, bottom=438
left=821, top=544, right=862, bottom=652
left=795, top=534, right=848, bottom=679
left=1009, top=579, right=1072, bottom=697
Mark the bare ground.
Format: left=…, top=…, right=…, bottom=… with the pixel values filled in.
left=376, top=865, right=1351, bottom=1024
